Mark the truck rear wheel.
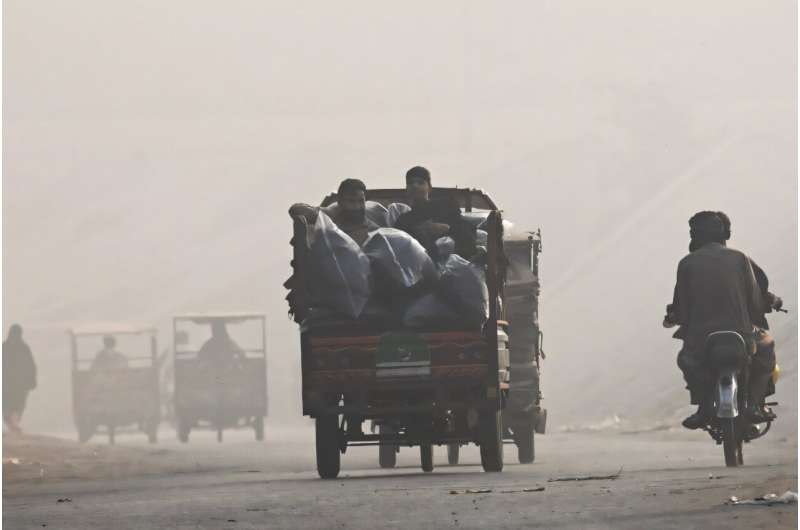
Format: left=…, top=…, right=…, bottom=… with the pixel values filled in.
left=316, top=415, right=341, bottom=479
left=447, top=444, right=460, bottom=465
left=515, top=423, right=534, bottom=464
left=254, top=416, right=265, bottom=441
left=480, top=411, right=504, bottom=472
left=420, top=444, right=434, bottom=472
left=378, top=425, right=397, bottom=469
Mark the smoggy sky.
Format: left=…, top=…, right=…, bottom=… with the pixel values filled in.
left=3, top=0, right=796, bottom=431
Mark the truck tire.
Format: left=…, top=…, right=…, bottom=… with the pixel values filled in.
left=177, top=416, right=191, bottom=443
left=479, top=411, right=504, bottom=472
left=420, top=444, right=434, bottom=472
left=379, top=445, right=397, bottom=469
left=254, top=416, right=265, bottom=441
left=515, top=424, right=534, bottom=464
left=378, top=425, right=397, bottom=469
left=447, top=443, right=460, bottom=465
left=316, top=415, right=341, bottom=479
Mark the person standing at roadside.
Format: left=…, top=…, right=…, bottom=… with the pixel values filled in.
left=3, top=324, right=37, bottom=434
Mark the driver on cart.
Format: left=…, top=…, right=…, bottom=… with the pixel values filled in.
left=198, top=320, right=244, bottom=364
left=91, top=336, right=128, bottom=372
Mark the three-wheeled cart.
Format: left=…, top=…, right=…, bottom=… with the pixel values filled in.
left=172, top=313, right=267, bottom=442
left=69, top=324, right=160, bottom=444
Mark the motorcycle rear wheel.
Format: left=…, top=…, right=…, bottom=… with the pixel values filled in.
left=722, top=418, right=742, bottom=467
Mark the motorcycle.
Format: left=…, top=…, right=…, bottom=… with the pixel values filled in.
left=665, top=303, right=786, bottom=467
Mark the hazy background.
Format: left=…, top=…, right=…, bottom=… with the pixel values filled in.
left=3, top=1, right=797, bottom=436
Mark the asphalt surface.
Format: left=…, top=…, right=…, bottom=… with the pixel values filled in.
left=3, top=426, right=797, bottom=529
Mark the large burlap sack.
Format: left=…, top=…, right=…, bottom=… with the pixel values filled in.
left=386, top=202, right=412, bottom=227
left=365, top=201, right=389, bottom=227
left=309, top=212, right=371, bottom=318
left=363, top=228, right=437, bottom=293
left=438, top=254, right=489, bottom=327
left=402, top=293, right=460, bottom=328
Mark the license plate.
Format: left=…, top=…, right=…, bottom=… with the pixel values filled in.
left=376, top=333, right=431, bottom=378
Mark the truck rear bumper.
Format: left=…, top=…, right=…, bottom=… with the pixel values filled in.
left=304, top=376, right=499, bottom=418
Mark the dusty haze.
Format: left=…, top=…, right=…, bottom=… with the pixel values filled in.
left=3, top=1, right=797, bottom=436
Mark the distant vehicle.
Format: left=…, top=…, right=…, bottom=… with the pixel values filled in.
left=69, top=324, right=160, bottom=444
left=290, top=187, right=510, bottom=478
left=172, top=313, right=267, bottom=443
left=445, top=230, right=547, bottom=466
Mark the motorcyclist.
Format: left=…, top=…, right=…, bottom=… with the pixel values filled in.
left=714, top=211, right=781, bottom=422
left=665, top=211, right=764, bottom=430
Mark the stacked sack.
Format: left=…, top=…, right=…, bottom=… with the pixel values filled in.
left=305, top=203, right=490, bottom=329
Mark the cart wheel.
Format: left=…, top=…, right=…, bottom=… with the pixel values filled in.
left=420, top=444, right=434, bottom=473
left=146, top=424, right=158, bottom=444
left=447, top=444, right=460, bottom=465
left=315, top=415, right=341, bottom=479
left=78, top=421, right=95, bottom=443
left=177, top=417, right=191, bottom=443
left=515, top=423, right=535, bottom=464
left=254, top=416, right=265, bottom=441
left=479, top=410, right=504, bottom=472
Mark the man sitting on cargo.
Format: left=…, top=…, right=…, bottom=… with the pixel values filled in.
left=91, top=335, right=128, bottom=372
left=289, top=178, right=379, bottom=246
left=394, top=166, right=477, bottom=259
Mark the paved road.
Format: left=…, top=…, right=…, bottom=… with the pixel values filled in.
left=4, top=427, right=797, bottom=529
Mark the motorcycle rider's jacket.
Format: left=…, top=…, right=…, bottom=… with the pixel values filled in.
left=671, top=242, right=763, bottom=350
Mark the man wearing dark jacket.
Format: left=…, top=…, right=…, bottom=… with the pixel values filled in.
left=91, top=335, right=129, bottom=372
left=715, top=211, right=780, bottom=422
left=669, top=212, right=763, bottom=429
left=394, top=166, right=477, bottom=259
left=3, top=324, right=37, bottom=434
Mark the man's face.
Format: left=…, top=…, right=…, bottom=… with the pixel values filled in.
left=407, top=176, right=431, bottom=203
left=338, top=190, right=366, bottom=222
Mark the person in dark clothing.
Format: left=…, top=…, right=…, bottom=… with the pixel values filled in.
left=289, top=178, right=379, bottom=247
left=666, top=212, right=764, bottom=430
left=715, top=211, right=783, bottom=320
left=394, top=166, right=477, bottom=259
left=198, top=320, right=244, bottom=363
left=3, top=324, right=37, bottom=434
left=91, top=335, right=129, bottom=372
left=714, top=211, right=781, bottom=421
